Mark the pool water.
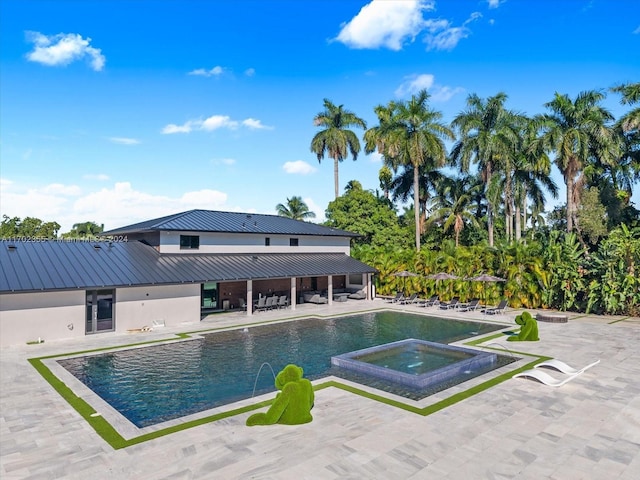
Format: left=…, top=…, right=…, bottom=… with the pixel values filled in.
left=58, top=311, right=505, bottom=427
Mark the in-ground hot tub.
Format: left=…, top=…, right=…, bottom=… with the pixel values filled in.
left=331, top=338, right=497, bottom=389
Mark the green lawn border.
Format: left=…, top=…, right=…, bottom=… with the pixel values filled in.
left=28, top=315, right=544, bottom=450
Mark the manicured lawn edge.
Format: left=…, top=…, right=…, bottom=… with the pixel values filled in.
left=28, top=321, right=544, bottom=450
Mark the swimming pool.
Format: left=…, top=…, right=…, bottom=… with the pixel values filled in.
left=58, top=311, right=505, bottom=427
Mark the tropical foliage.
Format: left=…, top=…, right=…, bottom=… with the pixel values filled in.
left=275, top=196, right=316, bottom=221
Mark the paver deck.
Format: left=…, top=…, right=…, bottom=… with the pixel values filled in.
left=2, top=299, right=639, bottom=479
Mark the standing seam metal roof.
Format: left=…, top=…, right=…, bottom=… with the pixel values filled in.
left=0, top=240, right=376, bottom=293
left=101, top=209, right=360, bottom=237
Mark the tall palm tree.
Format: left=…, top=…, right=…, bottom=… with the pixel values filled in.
left=428, top=175, right=481, bottom=247
left=540, top=90, right=615, bottom=233
left=450, top=92, right=520, bottom=247
left=511, top=116, right=558, bottom=240
left=387, top=163, right=445, bottom=236
left=311, top=99, right=367, bottom=199
left=366, top=90, right=454, bottom=251
left=275, top=196, right=316, bottom=221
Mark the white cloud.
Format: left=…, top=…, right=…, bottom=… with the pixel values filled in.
left=162, top=115, right=271, bottom=134
left=335, top=0, right=433, bottom=50
left=302, top=197, right=326, bottom=223
left=423, top=12, right=482, bottom=51
left=0, top=180, right=230, bottom=233
left=282, top=161, right=317, bottom=175
left=83, top=173, right=110, bottom=181
left=429, top=85, right=465, bottom=101
left=74, top=183, right=228, bottom=231
left=109, top=137, right=140, bottom=145
left=42, top=183, right=82, bottom=196
left=634, top=25, right=640, bottom=34
left=162, top=122, right=195, bottom=134
left=188, top=66, right=225, bottom=77
left=201, top=115, right=239, bottom=131
left=368, top=152, right=384, bottom=163
left=242, top=118, right=272, bottom=130
left=244, top=68, right=256, bottom=77
left=487, top=0, right=504, bottom=8
left=211, top=158, right=236, bottom=166
left=25, top=31, right=105, bottom=71
left=394, top=73, right=463, bottom=101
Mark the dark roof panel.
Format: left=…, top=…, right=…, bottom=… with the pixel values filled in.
left=102, top=209, right=359, bottom=237
left=0, top=240, right=376, bottom=293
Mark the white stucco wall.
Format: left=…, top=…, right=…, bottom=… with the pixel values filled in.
left=0, top=290, right=85, bottom=347
left=158, top=231, right=351, bottom=254
left=0, top=284, right=201, bottom=347
left=115, top=284, right=200, bottom=331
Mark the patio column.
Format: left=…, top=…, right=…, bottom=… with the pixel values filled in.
left=328, top=275, right=333, bottom=305
left=290, top=277, right=296, bottom=310
left=246, top=280, right=253, bottom=316
left=366, top=273, right=372, bottom=300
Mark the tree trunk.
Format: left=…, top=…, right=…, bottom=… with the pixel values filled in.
left=414, top=167, right=421, bottom=251
left=566, top=174, right=574, bottom=232
left=334, top=157, right=340, bottom=199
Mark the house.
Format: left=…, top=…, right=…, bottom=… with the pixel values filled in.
left=0, top=209, right=376, bottom=347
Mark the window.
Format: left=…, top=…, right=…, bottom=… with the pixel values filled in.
left=349, top=274, right=364, bottom=285
left=265, top=237, right=270, bottom=246
left=180, top=235, right=200, bottom=249
left=289, top=238, right=299, bottom=247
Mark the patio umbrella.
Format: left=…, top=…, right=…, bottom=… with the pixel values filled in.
left=469, top=273, right=506, bottom=307
left=392, top=270, right=420, bottom=295
left=426, top=272, right=459, bottom=297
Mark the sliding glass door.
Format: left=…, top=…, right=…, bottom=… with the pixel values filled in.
left=86, top=289, right=115, bottom=333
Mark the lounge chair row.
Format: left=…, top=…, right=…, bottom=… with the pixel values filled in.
left=252, top=295, right=289, bottom=311
left=386, top=293, right=508, bottom=314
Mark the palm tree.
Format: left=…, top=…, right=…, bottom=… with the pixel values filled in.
left=451, top=92, right=520, bottom=247
left=428, top=175, right=481, bottom=247
left=540, top=90, right=615, bottom=233
left=311, top=99, right=367, bottom=199
left=611, top=82, right=640, bottom=132
left=366, top=90, right=454, bottom=251
left=275, top=196, right=316, bottom=221
left=388, top=163, right=445, bottom=237
left=511, top=116, right=558, bottom=240
left=70, top=221, right=103, bottom=238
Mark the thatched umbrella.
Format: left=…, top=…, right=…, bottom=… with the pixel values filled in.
left=469, top=273, right=506, bottom=306
left=392, top=270, right=420, bottom=295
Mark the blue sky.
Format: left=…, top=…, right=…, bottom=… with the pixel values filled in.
left=1, top=0, right=639, bottom=233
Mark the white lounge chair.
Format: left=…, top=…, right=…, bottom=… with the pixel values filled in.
left=534, top=359, right=600, bottom=375
left=513, top=369, right=581, bottom=387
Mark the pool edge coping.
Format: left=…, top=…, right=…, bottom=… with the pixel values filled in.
left=28, top=311, right=543, bottom=450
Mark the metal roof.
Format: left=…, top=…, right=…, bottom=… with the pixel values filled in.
left=101, top=209, right=360, bottom=237
left=0, top=240, right=376, bottom=294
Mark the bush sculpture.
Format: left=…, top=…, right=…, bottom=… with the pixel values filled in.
left=246, top=364, right=314, bottom=426
left=507, top=311, right=539, bottom=342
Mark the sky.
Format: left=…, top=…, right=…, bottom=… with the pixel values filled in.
left=1, top=0, right=639, bottom=234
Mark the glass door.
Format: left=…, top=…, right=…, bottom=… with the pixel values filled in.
left=201, top=282, right=218, bottom=310
left=86, top=289, right=115, bottom=333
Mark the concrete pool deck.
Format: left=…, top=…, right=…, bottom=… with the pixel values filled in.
left=1, top=299, right=639, bottom=479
